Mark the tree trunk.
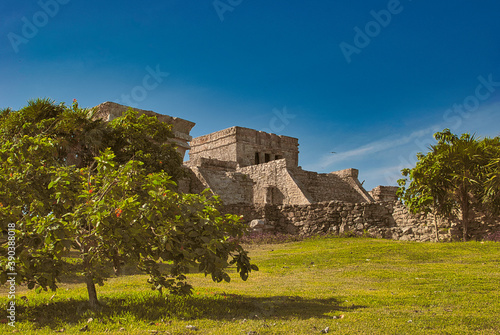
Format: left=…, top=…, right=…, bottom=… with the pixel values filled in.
left=112, top=248, right=123, bottom=276
left=432, top=201, right=440, bottom=242
left=461, top=189, right=470, bottom=242
left=433, top=214, right=440, bottom=242
left=83, top=245, right=99, bottom=309
left=85, top=273, right=99, bottom=309
left=462, top=211, right=468, bottom=242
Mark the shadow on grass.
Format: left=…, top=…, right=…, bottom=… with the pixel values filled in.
left=12, top=293, right=364, bottom=328
left=59, top=258, right=178, bottom=285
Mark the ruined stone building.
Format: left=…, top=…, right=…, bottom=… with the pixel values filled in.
left=92, top=102, right=500, bottom=242
left=94, top=102, right=375, bottom=207
left=184, top=126, right=374, bottom=206
left=93, top=101, right=195, bottom=159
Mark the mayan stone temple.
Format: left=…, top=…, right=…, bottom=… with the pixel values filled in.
left=92, top=102, right=500, bottom=242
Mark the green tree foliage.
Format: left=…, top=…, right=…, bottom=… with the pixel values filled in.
left=398, top=129, right=500, bottom=241
left=483, top=143, right=500, bottom=213
left=0, top=99, right=257, bottom=308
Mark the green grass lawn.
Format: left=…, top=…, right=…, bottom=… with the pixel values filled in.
left=1, top=237, right=500, bottom=334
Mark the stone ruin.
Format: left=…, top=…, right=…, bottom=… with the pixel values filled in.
left=93, top=102, right=195, bottom=159
left=184, top=126, right=373, bottom=206
left=92, top=102, right=500, bottom=242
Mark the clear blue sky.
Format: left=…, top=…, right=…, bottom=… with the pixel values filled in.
left=1, top=0, right=499, bottom=190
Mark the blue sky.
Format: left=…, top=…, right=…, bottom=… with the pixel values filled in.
left=1, top=0, right=499, bottom=190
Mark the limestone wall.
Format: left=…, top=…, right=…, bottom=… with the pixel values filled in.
left=234, top=127, right=299, bottom=168
left=186, top=159, right=254, bottom=205
left=291, top=168, right=374, bottom=204
left=238, top=159, right=312, bottom=205
left=369, top=186, right=399, bottom=202
left=183, top=158, right=377, bottom=206
left=224, top=201, right=500, bottom=242
left=188, top=127, right=239, bottom=163
left=189, top=126, right=299, bottom=168
left=390, top=202, right=500, bottom=241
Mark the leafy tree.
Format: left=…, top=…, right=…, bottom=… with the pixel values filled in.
left=0, top=99, right=257, bottom=308
left=483, top=142, right=500, bottom=213
left=106, top=105, right=184, bottom=180
left=397, top=150, right=448, bottom=242
left=398, top=129, right=500, bottom=241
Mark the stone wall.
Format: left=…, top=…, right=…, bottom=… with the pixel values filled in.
left=390, top=202, right=500, bottom=241
left=184, top=158, right=254, bottom=205
left=224, top=201, right=500, bottom=242
left=182, top=158, right=376, bottom=207
left=292, top=168, right=374, bottom=204
left=369, top=186, right=399, bottom=202
left=188, top=127, right=239, bottom=164
left=238, top=159, right=311, bottom=205
left=234, top=127, right=299, bottom=168
left=189, top=126, right=299, bottom=168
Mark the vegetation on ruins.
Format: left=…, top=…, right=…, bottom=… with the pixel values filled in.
left=0, top=98, right=257, bottom=309
left=398, top=129, right=500, bottom=241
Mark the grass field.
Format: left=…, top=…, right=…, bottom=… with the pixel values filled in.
left=1, top=236, right=500, bottom=334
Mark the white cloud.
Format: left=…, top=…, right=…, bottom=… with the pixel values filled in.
left=312, top=124, right=438, bottom=170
